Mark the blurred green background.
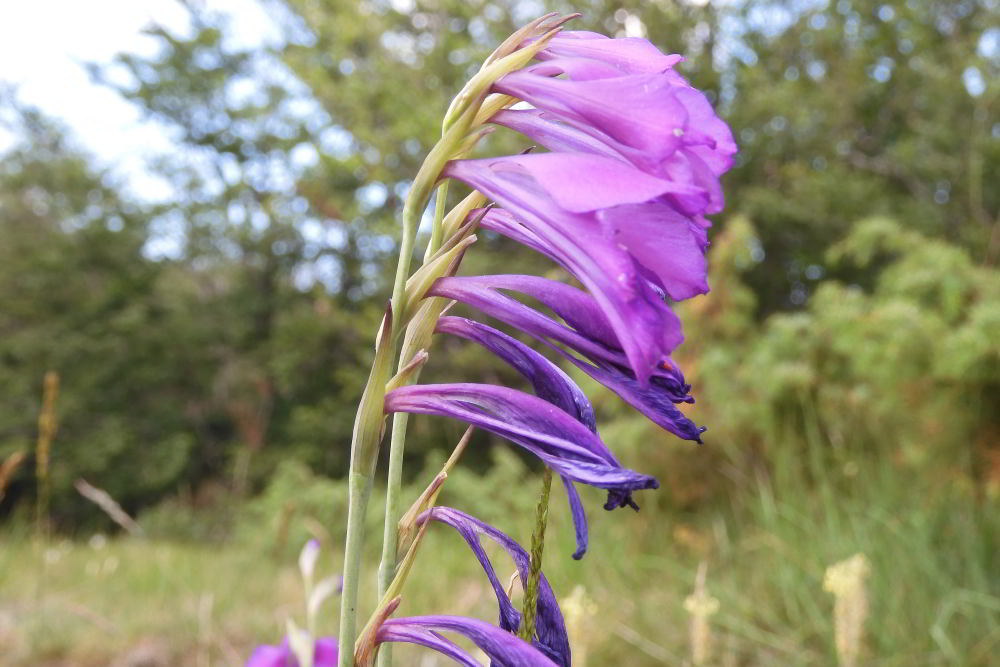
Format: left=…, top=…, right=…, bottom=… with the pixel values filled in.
left=0, top=0, right=997, bottom=665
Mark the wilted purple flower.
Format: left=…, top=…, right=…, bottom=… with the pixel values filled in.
left=384, top=382, right=659, bottom=510
left=436, top=315, right=596, bottom=430
left=418, top=506, right=571, bottom=665
left=429, top=275, right=703, bottom=443
left=436, top=315, right=591, bottom=558
left=247, top=637, right=338, bottom=667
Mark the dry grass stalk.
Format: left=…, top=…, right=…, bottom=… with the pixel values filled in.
left=0, top=450, right=26, bottom=501
left=74, top=478, right=144, bottom=536
left=35, top=370, right=59, bottom=535
left=684, top=562, right=720, bottom=666
left=823, top=553, right=870, bottom=667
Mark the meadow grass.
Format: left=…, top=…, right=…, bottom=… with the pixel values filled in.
left=2, top=442, right=996, bottom=666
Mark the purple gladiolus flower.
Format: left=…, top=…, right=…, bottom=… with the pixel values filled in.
left=494, top=71, right=689, bottom=159
left=247, top=637, right=337, bottom=667
left=445, top=154, right=711, bottom=305
left=490, top=108, right=725, bottom=217
left=418, top=506, right=571, bottom=665
left=443, top=157, right=696, bottom=381
left=494, top=48, right=736, bottom=171
left=384, top=382, right=659, bottom=510
left=429, top=275, right=703, bottom=443
left=377, top=616, right=559, bottom=667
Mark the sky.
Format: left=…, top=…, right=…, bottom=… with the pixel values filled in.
left=0, top=0, right=281, bottom=200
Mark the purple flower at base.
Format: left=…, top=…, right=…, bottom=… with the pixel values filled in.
left=377, top=616, right=559, bottom=667
left=248, top=614, right=558, bottom=667
left=418, top=507, right=571, bottom=665
left=384, top=382, right=659, bottom=510
left=247, top=637, right=337, bottom=667
left=429, top=275, right=704, bottom=443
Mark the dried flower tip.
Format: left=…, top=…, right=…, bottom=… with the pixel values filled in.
left=396, top=426, right=473, bottom=558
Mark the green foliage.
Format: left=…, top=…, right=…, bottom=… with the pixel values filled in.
left=235, top=458, right=347, bottom=555
left=679, top=217, right=998, bottom=493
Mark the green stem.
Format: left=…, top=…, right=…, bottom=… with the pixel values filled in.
left=376, top=177, right=451, bottom=667
left=426, top=181, right=450, bottom=261
left=338, top=195, right=422, bottom=667
left=388, top=199, right=420, bottom=344
left=337, top=472, right=372, bottom=667
left=373, top=411, right=409, bottom=667
left=519, top=466, right=553, bottom=642
left=341, top=55, right=496, bottom=664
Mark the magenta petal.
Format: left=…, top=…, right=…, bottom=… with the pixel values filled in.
left=483, top=153, right=702, bottom=213
left=385, top=384, right=616, bottom=466
left=490, top=109, right=625, bottom=161
left=464, top=273, right=638, bottom=352
left=313, top=638, right=338, bottom=667
left=659, top=147, right=726, bottom=215
left=674, top=86, right=738, bottom=158
left=556, top=350, right=705, bottom=443
left=247, top=637, right=337, bottom=667
left=536, top=31, right=683, bottom=74
left=525, top=56, right=626, bottom=81
left=494, top=71, right=689, bottom=158
left=376, top=626, right=480, bottom=666
left=430, top=275, right=630, bottom=370
left=492, top=109, right=722, bottom=218
left=597, top=202, right=710, bottom=301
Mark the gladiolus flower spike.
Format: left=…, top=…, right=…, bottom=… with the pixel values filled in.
left=245, top=14, right=736, bottom=667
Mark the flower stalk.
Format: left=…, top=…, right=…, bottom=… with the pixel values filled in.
left=519, top=466, right=553, bottom=642
left=342, top=28, right=568, bottom=667
left=369, top=24, right=567, bottom=667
